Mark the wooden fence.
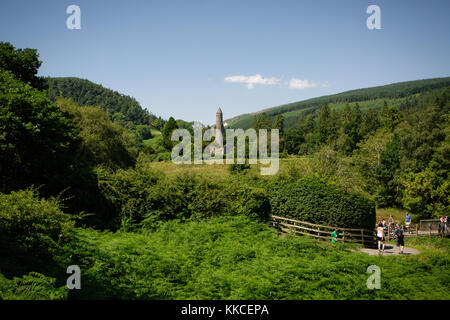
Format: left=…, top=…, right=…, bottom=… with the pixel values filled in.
left=388, top=220, right=449, bottom=238
left=270, top=215, right=377, bottom=247
left=270, top=216, right=449, bottom=246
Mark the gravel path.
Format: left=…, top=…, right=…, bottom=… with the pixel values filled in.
left=360, top=244, right=420, bottom=256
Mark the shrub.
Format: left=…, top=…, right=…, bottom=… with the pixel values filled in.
left=57, top=97, right=138, bottom=169
left=0, top=272, right=67, bottom=300
left=268, top=176, right=375, bottom=230
left=0, top=189, right=74, bottom=274
left=56, top=217, right=450, bottom=300
left=228, top=163, right=250, bottom=174
left=224, top=182, right=271, bottom=221
left=96, top=168, right=271, bottom=229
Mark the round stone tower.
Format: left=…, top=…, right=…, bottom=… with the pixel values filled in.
left=215, top=107, right=224, bottom=153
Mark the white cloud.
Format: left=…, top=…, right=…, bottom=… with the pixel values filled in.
left=224, top=74, right=280, bottom=89
left=224, top=74, right=329, bottom=90
left=288, top=78, right=317, bottom=90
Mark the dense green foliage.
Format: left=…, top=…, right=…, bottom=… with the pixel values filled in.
left=0, top=272, right=67, bottom=300
left=241, top=86, right=449, bottom=217
left=57, top=97, right=139, bottom=169
left=252, top=112, right=272, bottom=130
left=0, top=42, right=45, bottom=90
left=51, top=217, right=449, bottom=300
left=0, top=189, right=74, bottom=277
left=162, top=116, right=179, bottom=149
left=2, top=215, right=449, bottom=300
left=96, top=168, right=271, bottom=230
left=268, top=177, right=376, bottom=230
left=0, top=69, right=80, bottom=194
left=46, top=77, right=164, bottom=129
left=226, top=77, right=450, bottom=130
left=0, top=43, right=135, bottom=228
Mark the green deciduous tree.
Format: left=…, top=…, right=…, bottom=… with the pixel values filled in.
left=57, top=97, right=138, bottom=169
left=401, top=168, right=449, bottom=218
left=353, top=129, right=392, bottom=193
left=0, top=42, right=45, bottom=89
left=381, top=105, right=403, bottom=131
left=273, top=115, right=285, bottom=151
left=375, top=134, right=402, bottom=207
left=360, top=108, right=380, bottom=137
left=162, top=116, right=179, bottom=149
left=253, top=112, right=272, bottom=131
left=273, top=115, right=284, bottom=135
left=0, top=70, right=79, bottom=194
left=317, top=103, right=330, bottom=144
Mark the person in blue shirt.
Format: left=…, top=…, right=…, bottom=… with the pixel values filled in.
left=405, top=212, right=412, bottom=234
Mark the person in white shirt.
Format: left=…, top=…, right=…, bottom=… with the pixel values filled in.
left=377, top=222, right=385, bottom=255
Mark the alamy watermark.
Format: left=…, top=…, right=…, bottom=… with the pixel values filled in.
left=66, top=265, right=81, bottom=289
left=65, top=5, right=381, bottom=31
left=366, top=265, right=381, bottom=289
left=170, top=124, right=279, bottom=175
left=66, top=5, right=81, bottom=30
left=366, top=5, right=381, bottom=30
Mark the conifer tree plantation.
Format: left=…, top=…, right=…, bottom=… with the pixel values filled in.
left=0, top=40, right=448, bottom=301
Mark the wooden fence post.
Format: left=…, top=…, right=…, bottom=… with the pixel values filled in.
left=342, top=230, right=345, bottom=243
left=317, top=227, right=320, bottom=240
left=416, top=224, right=418, bottom=237
left=361, top=229, right=364, bottom=246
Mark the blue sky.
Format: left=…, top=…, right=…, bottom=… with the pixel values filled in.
left=1, top=0, right=449, bottom=125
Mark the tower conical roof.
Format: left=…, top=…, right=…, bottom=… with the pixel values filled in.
left=217, top=107, right=222, bottom=114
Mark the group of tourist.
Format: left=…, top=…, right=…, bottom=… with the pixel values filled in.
left=376, top=214, right=407, bottom=255
left=439, top=215, right=448, bottom=234
left=330, top=212, right=449, bottom=254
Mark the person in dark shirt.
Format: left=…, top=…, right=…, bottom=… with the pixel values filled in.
left=394, top=224, right=405, bottom=254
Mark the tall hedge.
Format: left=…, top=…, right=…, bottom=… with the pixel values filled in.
left=96, top=168, right=271, bottom=230
left=268, top=177, right=375, bottom=230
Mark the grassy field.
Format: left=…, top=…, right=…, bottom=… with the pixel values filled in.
left=376, top=208, right=411, bottom=225
left=150, top=129, right=161, bottom=136
left=143, top=129, right=162, bottom=147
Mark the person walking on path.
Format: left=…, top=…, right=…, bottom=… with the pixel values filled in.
left=439, top=216, right=445, bottom=236
left=388, top=215, right=395, bottom=238
left=394, top=223, right=405, bottom=254
left=377, top=222, right=385, bottom=255
left=445, top=215, right=449, bottom=234
left=331, top=228, right=339, bottom=246
left=405, top=212, right=412, bottom=234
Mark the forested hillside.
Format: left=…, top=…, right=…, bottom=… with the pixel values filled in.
left=250, top=85, right=449, bottom=218
left=227, top=77, right=450, bottom=130
left=46, top=77, right=165, bottom=130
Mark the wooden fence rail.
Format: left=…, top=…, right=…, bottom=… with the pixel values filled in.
left=270, top=216, right=449, bottom=246
left=270, top=215, right=377, bottom=247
